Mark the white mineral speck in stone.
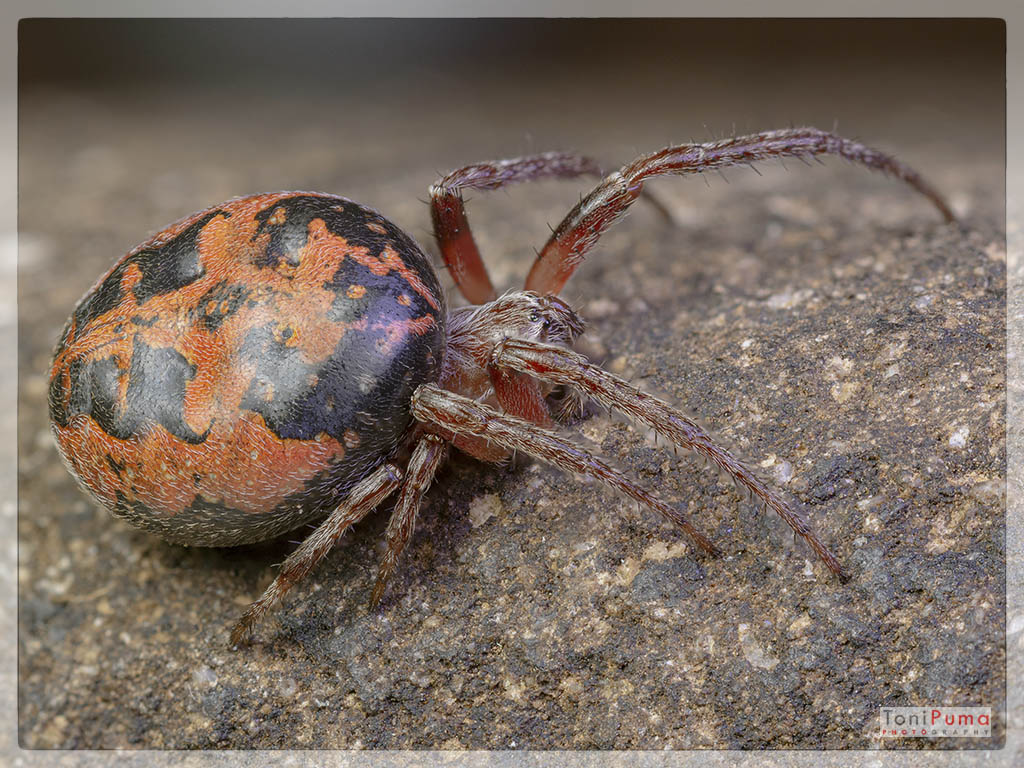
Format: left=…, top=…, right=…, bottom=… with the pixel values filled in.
left=949, top=426, right=969, bottom=449
left=192, top=665, right=218, bottom=687
left=737, top=623, right=779, bottom=670
left=773, top=460, right=793, bottom=484
left=766, top=287, right=813, bottom=309
left=468, top=493, right=502, bottom=528
left=1008, top=614, right=1024, bottom=636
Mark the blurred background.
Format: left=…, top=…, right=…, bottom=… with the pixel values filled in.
left=16, top=17, right=1005, bottom=299
left=16, top=18, right=1005, bottom=332
left=18, top=18, right=1004, bottom=136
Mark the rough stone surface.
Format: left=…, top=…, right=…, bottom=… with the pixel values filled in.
left=17, top=19, right=1004, bottom=753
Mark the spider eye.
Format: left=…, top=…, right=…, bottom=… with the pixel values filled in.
left=528, top=309, right=540, bottom=323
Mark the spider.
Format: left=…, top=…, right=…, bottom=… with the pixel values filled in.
left=45, top=127, right=954, bottom=646
left=233, top=126, right=954, bottom=641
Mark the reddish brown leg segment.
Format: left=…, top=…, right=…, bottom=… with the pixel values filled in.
left=231, top=462, right=403, bottom=644
left=447, top=432, right=512, bottom=463
left=370, top=435, right=448, bottom=607
left=525, top=127, right=957, bottom=295
left=488, top=365, right=555, bottom=429
left=411, top=384, right=720, bottom=557
left=430, top=152, right=604, bottom=304
left=492, top=337, right=846, bottom=578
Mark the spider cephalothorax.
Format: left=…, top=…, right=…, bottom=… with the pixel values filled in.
left=46, top=128, right=954, bottom=645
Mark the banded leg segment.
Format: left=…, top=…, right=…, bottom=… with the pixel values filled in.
left=231, top=462, right=403, bottom=644
left=525, top=127, right=957, bottom=295
left=370, top=435, right=448, bottom=607
left=492, top=337, right=845, bottom=578
left=411, top=384, right=720, bottom=557
left=430, top=152, right=604, bottom=304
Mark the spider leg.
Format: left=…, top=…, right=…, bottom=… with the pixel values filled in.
left=430, top=152, right=604, bottom=304
left=230, top=462, right=403, bottom=645
left=524, top=127, right=956, bottom=295
left=370, top=435, right=448, bottom=607
left=411, top=384, right=720, bottom=558
left=491, top=337, right=846, bottom=579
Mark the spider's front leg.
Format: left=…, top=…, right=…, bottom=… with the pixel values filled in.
left=429, top=152, right=679, bottom=304
left=490, top=337, right=846, bottom=579
left=524, top=127, right=956, bottom=295
left=430, top=152, right=604, bottom=304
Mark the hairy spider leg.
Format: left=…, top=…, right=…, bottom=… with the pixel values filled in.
left=524, top=127, right=956, bottom=296
left=370, top=435, right=448, bottom=607
left=411, top=384, right=720, bottom=558
left=231, top=461, right=403, bottom=644
left=491, top=337, right=846, bottom=578
left=430, top=152, right=604, bottom=304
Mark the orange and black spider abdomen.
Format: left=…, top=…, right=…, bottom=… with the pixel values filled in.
left=48, top=193, right=446, bottom=546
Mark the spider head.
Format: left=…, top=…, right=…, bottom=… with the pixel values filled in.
left=474, top=290, right=585, bottom=347
left=443, top=290, right=585, bottom=392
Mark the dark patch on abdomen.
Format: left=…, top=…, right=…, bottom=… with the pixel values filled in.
left=130, top=212, right=217, bottom=304
left=237, top=306, right=442, bottom=477
left=193, top=281, right=253, bottom=332
left=250, top=195, right=428, bottom=270
left=65, top=210, right=220, bottom=349
left=58, top=335, right=210, bottom=444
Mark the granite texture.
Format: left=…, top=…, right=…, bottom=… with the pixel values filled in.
left=16, top=19, right=1005, bottom=753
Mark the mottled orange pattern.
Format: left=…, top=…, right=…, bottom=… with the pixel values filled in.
left=50, top=192, right=443, bottom=535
